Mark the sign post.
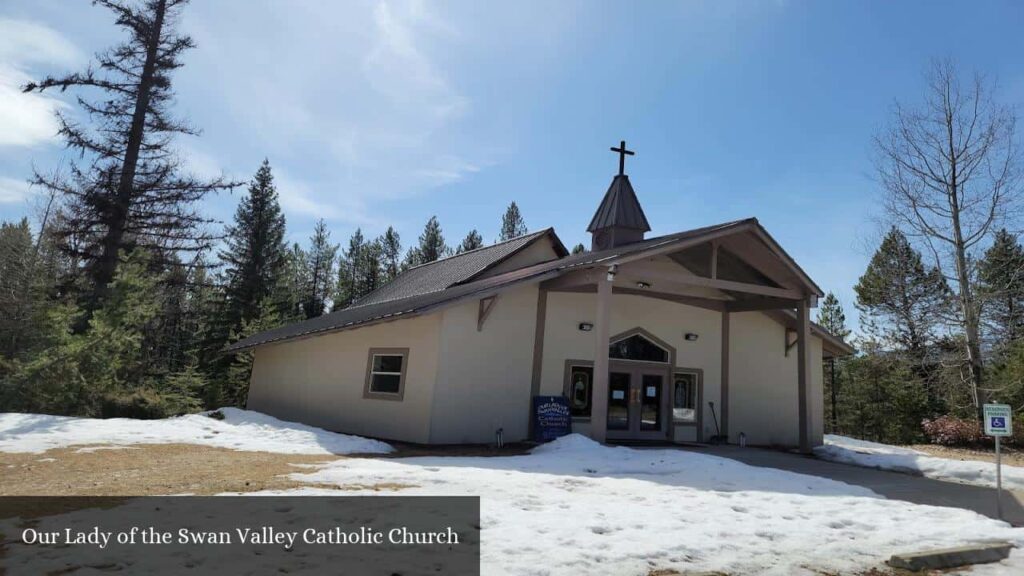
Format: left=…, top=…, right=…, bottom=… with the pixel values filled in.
left=983, top=403, right=1013, bottom=521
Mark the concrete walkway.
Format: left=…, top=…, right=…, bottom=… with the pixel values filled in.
left=685, top=445, right=1024, bottom=527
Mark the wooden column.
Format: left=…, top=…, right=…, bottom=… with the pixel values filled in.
left=797, top=298, right=812, bottom=453
left=589, top=271, right=613, bottom=442
left=527, top=288, right=548, bottom=438
left=720, top=310, right=730, bottom=441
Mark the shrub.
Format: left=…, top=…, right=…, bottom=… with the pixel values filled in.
left=922, top=415, right=983, bottom=446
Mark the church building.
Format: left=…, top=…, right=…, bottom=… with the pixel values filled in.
left=227, top=142, right=853, bottom=451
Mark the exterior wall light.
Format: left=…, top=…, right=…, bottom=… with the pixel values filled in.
left=606, top=264, right=618, bottom=282
left=636, top=281, right=651, bottom=289
left=578, top=322, right=594, bottom=332
left=684, top=333, right=699, bottom=341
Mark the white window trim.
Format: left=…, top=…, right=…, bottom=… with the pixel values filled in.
left=363, top=348, right=409, bottom=401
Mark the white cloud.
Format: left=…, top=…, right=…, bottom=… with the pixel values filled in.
left=0, top=176, right=33, bottom=204
left=0, top=18, right=80, bottom=149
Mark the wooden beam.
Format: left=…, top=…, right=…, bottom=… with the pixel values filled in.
left=711, top=241, right=719, bottom=280
left=613, top=288, right=727, bottom=311
left=477, top=296, right=498, bottom=332
left=620, top=262, right=803, bottom=299
left=721, top=310, right=730, bottom=441
left=528, top=288, right=548, bottom=438
left=784, top=328, right=798, bottom=357
left=590, top=272, right=613, bottom=443
left=539, top=269, right=596, bottom=291
left=611, top=221, right=756, bottom=266
left=726, top=297, right=801, bottom=312
left=797, top=299, right=812, bottom=453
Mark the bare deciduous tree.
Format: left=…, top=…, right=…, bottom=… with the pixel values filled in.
left=875, top=59, right=1022, bottom=416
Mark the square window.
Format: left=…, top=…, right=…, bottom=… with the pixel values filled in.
left=365, top=350, right=408, bottom=399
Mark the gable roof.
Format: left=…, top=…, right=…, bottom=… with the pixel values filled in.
left=225, top=218, right=846, bottom=353
left=353, top=228, right=567, bottom=307
left=587, top=175, right=651, bottom=233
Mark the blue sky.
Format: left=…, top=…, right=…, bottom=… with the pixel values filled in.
left=2, top=0, right=1023, bottom=329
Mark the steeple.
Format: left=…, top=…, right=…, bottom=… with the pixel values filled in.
left=587, top=141, right=651, bottom=251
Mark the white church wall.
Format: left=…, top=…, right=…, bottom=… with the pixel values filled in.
left=247, top=313, right=442, bottom=444
left=727, top=312, right=825, bottom=447
left=431, top=283, right=540, bottom=443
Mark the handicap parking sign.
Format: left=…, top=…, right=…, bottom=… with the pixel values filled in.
left=984, top=404, right=1013, bottom=437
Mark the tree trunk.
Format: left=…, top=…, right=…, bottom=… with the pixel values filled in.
left=89, top=0, right=167, bottom=309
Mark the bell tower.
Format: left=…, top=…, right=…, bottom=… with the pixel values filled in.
left=587, top=140, right=651, bottom=251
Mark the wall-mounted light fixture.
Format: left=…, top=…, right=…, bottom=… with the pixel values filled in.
left=684, top=332, right=699, bottom=341
left=578, top=322, right=594, bottom=332
left=636, top=281, right=651, bottom=289
left=606, top=264, right=618, bottom=282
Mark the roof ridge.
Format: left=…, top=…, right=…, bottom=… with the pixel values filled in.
left=402, top=228, right=550, bottom=272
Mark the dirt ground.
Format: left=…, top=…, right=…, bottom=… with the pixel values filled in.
left=904, top=443, right=1024, bottom=468
left=0, top=444, right=414, bottom=496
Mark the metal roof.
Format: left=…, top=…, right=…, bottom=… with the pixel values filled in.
left=353, top=228, right=565, bottom=307
left=586, top=175, right=651, bottom=233
left=224, top=219, right=754, bottom=352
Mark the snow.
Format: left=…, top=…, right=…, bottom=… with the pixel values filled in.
left=815, top=434, right=1024, bottom=490
left=0, top=408, right=393, bottom=455
left=261, top=434, right=1024, bottom=575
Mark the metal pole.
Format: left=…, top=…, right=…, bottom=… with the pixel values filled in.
left=996, top=435, right=1003, bottom=521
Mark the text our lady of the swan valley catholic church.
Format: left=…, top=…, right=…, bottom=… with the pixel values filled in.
left=226, top=141, right=853, bottom=450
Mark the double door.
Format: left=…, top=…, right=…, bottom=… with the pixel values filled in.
left=605, top=362, right=669, bottom=441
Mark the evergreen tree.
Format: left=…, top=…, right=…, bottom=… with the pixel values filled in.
left=223, top=299, right=282, bottom=408
left=379, top=226, right=401, bottom=282
left=23, top=0, right=235, bottom=312
left=817, top=292, right=851, bottom=433
left=281, top=243, right=309, bottom=321
left=356, top=240, right=383, bottom=299
left=571, top=243, right=586, bottom=255
left=457, top=230, right=484, bottom=253
left=334, top=229, right=364, bottom=309
left=302, top=219, right=338, bottom=318
left=855, top=228, right=949, bottom=354
left=417, top=216, right=448, bottom=264
left=978, top=229, right=1024, bottom=350
left=401, top=247, right=423, bottom=271
left=218, top=160, right=288, bottom=332
left=499, top=202, right=528, bottom=241
left=0, top=219, right=37, bottom=357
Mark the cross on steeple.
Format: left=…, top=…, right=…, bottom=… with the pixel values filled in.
left=610, top=140, right=634, bottom=176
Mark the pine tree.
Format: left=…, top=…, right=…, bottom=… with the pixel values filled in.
left=355, top=240, right=383, bottom=299
left=379, top=226, right=401, bottom=282
left=571, top=243, right=586, bottom=255
left=223, top=299, right=282, bottom=408
left=0, top=219, right=37, bottom=357
left=302, top=219, right=338, bottom=319
left=457, top=230, right=483, bottom=253
left=334, top=229, right=364, bottom=309
left=817, top=292, right=851, bottom=433
left=499, top=202, right=528, bottom=241
left=978, top=229, right=1024, bottom=350
left=417, top=216, right=448, bottom=264
left=280, top=243, right=309, bottom=321
left=23, top=0, right=235, bottom=312
left=219, top=160, right=288, bottom=333
left=855, top=228, right=949, bottom=354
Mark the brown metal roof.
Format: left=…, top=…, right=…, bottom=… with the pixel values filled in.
left=224, top=218, right=850, bottom=352
left=586, top=175, right=651, bottom=233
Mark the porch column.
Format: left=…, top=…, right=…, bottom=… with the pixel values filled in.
left=589, top=269, right=613, bottom=442
left=796, top=298, right=812, bottom=453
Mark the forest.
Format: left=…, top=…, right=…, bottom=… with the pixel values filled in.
left=1, top=0, right=1022, bottom=447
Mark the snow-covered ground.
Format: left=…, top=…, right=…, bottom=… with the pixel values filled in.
left=0, top=408, right=393, bottom=455
left=815, top=434, right=1024, bottom=491
left=266, top=434, right=1024, bottom=575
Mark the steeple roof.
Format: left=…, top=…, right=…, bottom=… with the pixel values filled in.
left=586, top=174, right=651, bottom=233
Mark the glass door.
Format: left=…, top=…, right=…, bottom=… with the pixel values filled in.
left=639, top=373, right=663, bottom=431
left=607, top=372, right=631, bottom=431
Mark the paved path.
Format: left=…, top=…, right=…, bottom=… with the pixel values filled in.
left=685, top=445, right=1024, bottom=526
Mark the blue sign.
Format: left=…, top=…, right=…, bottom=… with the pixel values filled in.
left=993, top=417, right=1006, bottom=428
left=533, top=396, right=572, bottom=442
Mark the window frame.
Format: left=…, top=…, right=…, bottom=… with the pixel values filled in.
left=672, top=369, right=703, bottom=429
left=363, top=348, right=410, bottom=401
left=563, top=360, right=595, bottom=421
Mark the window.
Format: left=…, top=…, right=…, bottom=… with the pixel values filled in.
left=673, top=372, right=698, bottom=422
left=364, top=348, right=409, bottom=400
left=609, top=333, right=669, bottom=363
left=567, top=365, right=593, bottom=418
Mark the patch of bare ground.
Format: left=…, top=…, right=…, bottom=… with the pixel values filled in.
left=0, top=444, right=412, bottom=496
left=904, top=444, right=1024, bottom=468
